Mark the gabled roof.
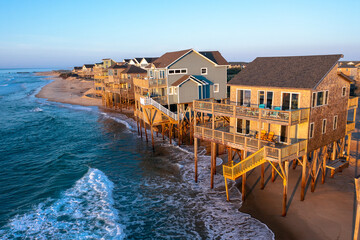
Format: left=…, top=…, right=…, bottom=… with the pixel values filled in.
left=147, top=49, right=192, bottom=68
left=134, top=58, right=143, bottom=64
left=123, top=65, right=147, bottom=74
left=123, top=59, right=131, bottom=63
left=228, top=54, right=343, bottom=89
left=113, top=64, right=128, bottom=69
left=172, top=75, right=213, bottom=87
left=143, top=57, right=158, bottom=63
left=84, top=64, right=95, bottom=68
left=74, top=66, right=82, bottom=70
left=199, top=51, right=229, bottom=65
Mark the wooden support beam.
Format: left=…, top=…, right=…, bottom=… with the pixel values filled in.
left=225, top=177, right=229, bottom=201
left=242, top=173, right=246, bottom=201
left=332, top=141, right=336, bottom=160
left=322, top=146, right=327, bottom=184
left=228, top=147, right=232, bottom=163
left=347, top=133, right=352, bottom=161
left=260, top=163, right=265, bottom=190
left=169, top=123, right=172, bottom=144
left=144, top=119, right=148, bottom=142
left=292, top=159, right=297, bottom=170
left=282, top=161, right=289, bottom=217
left=301, top=155, right=307, bottom=201
left=354, top=177, right=360, bottom=240
left=211, top=142, right=216, bottom=189
left=194, top=137, right=198, bottom=183
left=272, top=163, right=276, bottom=182
left=311, top=150, right=318, bottom=193
left=136, top=116, right=140, bottom=136
left=161, top=124, right=165, bottom=140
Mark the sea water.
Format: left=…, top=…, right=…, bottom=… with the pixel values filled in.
left=0, top=69, right=274, bottom=239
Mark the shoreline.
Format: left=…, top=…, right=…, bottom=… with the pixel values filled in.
left=35, top=71, right=358, bottom=240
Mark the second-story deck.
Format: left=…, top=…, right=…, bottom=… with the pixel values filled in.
left=133, top=77, right=167, bottom=89
left=194, top=125, right=307, bottom=162
left=194, top=100, right=310, bottom=126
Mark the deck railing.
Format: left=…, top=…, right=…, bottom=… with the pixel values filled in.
left=223, top=148, right=266, bottom=180
left=133, top=77, right=167, bottom=89
left=140, top=97, right=183, bottom=121
left=346, top=122, right=356, bottom=134
left=194, top=100, right=309, bottom=126
left=194, top=125, right=307, bottom=162
left=348, top=97, right=359, bottom=109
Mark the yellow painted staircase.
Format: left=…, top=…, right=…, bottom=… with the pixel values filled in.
left=223, top=147, right=266, bottom=181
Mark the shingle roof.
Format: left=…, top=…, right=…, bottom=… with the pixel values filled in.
left=172, top=75, right=213, bottom=87
left=147, top=49, right=192, bottom=68
left=123, top=65, right=147, bottom=74
left=199, top=51, right=229, bottom=65
left=228, top=54, right=343, bottom=89
left=74, top=67, right=82, bottom=70
left=143, top=57, right=158, bottom=63
left=84, top=64, right=95, bottom=68
left=113, top=64, right=128, bottom=69
left=134, top=58, right=143, bottom=64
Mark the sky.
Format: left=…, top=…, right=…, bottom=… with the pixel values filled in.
left=0, top=0, right=359, bottom=68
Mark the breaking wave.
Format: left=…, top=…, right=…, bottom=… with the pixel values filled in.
left=0, top=168, right=125, bottom=239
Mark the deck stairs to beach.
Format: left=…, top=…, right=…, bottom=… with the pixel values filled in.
left=223, top=147, right=267, bottom=181
left=140, top=97, right=183, bottom=121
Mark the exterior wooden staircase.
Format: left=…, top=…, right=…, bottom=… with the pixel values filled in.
left=140, top=97, right=183, bottom=121
left=223, top=147, right=266, bottom=181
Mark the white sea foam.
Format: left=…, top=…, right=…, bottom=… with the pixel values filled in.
left=31, top=107, right=43, bottom=112
left=104, top=111, right=275, bottom=239
left=0, top=168, right=126, bottom=240
left=0, top=84, right=8, bottom=87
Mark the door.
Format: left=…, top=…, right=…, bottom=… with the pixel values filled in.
left=282, top=93, right=291, bottom=110
left=280, top=125, right=287, bottom=143
left=237, top=90, right=251, bottom=106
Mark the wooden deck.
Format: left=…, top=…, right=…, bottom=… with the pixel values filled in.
left=193, top=100, right=310, bottom=126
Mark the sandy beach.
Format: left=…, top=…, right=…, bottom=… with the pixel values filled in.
left=36, top=71, right=358, bottom=240
left=35, top=72, right=102, bottom=107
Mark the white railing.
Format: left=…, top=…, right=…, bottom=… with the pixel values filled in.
left=140, top=97, right=183, bottom=121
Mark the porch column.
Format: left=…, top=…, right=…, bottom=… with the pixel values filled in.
left=301, top=155, right=307, bottom=201
left=194, top=137, right=198, bottom=183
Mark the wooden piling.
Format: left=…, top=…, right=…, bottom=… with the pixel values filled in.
left=354, top=177, right=360, bottom=240
left=322, top=146, right=327, bottom=184
left=311, top=150, right=318, bottom=192
left=144, top=120, right=148, bottom=142
left=211, top=142, right=216, bottom=189
left=260, top=163, right=265, bottom=190
left=242, top=173, right=246, bottom=201
left=272, top=164, right=276, bottom=182
left=282, top=161, right=289, bottom=217
left=301, top=155, right=307, bottom=201
left=151, top=125, right=155, bottom=150
left=225, top=177, right=229, bottom=201
left=194, top=137, right=198, bottom=183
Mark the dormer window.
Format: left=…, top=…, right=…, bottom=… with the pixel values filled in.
left=201, top=68, right=208, bottom=75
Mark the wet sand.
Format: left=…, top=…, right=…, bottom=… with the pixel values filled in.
left=36, top=71, right=359, bottom=240
left=35, top=72, right=102, bottom=107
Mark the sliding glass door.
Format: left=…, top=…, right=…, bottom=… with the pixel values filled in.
left=237, top=90, right=251, bottom=107
left=282, top=93, right=299, bottom=110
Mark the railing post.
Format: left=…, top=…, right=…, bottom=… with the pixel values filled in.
left=222, top=132, right=224, bottom=144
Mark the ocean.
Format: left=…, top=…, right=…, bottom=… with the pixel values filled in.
left=0, top=69, right=274, bottom=239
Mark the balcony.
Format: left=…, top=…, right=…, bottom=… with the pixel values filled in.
left=194, top=125, right=307, bottom=162
left=193, top=100, right=309, bottom=126
left=346, top=121, right=355, bottom=134
left=348, top=97, right=358, bottom=109
left=133, top=77, right=167, bottom=89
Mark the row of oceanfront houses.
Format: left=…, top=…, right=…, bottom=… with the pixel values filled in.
left=72, top=49, right=359, bottom=216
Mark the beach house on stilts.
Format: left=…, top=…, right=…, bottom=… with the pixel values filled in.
left=193, top=54, right=357, bottom=216
left=134, top=49, right=229, bottom=149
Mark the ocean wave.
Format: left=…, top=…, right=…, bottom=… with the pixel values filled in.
left=31, top=107, right=43, bottom=112
left=0, top=84, right=8, bottom=87
left=0, top=168, right=125, bottom=240
left=100, top=112, right=135, bottom=130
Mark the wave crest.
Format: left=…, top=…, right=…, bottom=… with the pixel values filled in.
left=0, top=168, right=125, bottom=239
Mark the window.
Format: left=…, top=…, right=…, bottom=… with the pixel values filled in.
left=342, top=87, right=346, bottom=97
left=258, top=91, right=265, bottom=105
left=150, top=70, right=153, bottom=78
left=237, top=119, right=250, bottom=134
left=160, top=70, right=165, bottom=79
left=322, top=119, right=327, bottom=134
left=282, top=93, right=299, bottom=110
left=174, top=87, right=178, bottom=95
left=168, top=87, right=174, bottom=95
left=312, top=92, right=316, bottom=107
left=324, top=90, right=329, bottom=105
left=317, top=92, right=324, bottom=106
left=333, top=115, right=338, bottom=130
left=214, top=84, right=219, bottom=93
left=266, top=91, right=273, bottom=109
left=309, top=123, right=314, bottom=139
left=201, top=68, right=208, bottom=75
left=168, top=68, right=187, bottom=75
left=237, top=89, right=251, bottom=107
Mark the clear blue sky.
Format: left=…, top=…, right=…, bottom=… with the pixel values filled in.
left=0, top=0, right=359, bottom=68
